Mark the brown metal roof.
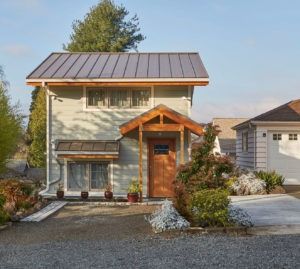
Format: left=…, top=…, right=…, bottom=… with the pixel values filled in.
left=56, top=140, right=119, bottom=152
left=233, top=99, right=300, bottom=129
left=26, top=52, right=209, bottom=80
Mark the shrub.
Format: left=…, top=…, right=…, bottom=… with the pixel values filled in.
left=146, top=200, right=190, bottom=232
left=255, top=170, right=285, bottom=193
left=0, top=209, right=9, bottom=225
left=189, top=189, right=230, bottom=227
left=173, top=181, right=191, bottom=220
left=0, top=194, right=5, bottom=208
left=176, top=124, right=234, bottom=193
left=231, top=173, right=266, bottom=195
left=127, top=178, right=140, bottom=193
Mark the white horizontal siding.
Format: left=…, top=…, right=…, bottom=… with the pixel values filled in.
left=48, top=85, right=190, bottom=195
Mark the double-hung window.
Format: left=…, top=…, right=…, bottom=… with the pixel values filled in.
left=86, top=87, right=150, bottom=109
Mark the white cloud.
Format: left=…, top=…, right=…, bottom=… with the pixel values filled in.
left=1, top=44, right=33, bottom=57
left=192, top=98, right=283, bottom=123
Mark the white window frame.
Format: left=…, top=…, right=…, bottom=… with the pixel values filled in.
left=64, top=159, right=113, bottom=194
left=83, top=86, right=153, bottom=111
left=242, top=131, right=248, bottom=152
left=289, top=133, right=298, bottom=141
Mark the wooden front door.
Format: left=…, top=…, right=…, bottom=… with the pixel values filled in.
left=148, top=138, right=176, bottom=197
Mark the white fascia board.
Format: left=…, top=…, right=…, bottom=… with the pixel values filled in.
left=251, top=121, right=300, bottom=126
left=26, top=78, right=209, bottom=83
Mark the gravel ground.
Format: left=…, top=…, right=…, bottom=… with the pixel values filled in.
left=0, top=204, right=299, bottom=269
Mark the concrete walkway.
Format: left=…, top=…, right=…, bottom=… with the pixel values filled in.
left=21, top=201, right=68, bottom=222
left=231, top=194, right=300, bottom=226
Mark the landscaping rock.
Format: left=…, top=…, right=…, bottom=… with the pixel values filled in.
left=228, top=205, right=253, bottom=227
left=270, top=186, right=286, bottom=194
left=231, top=172, right=266, bottom=195
left=145, top=200, right=190, bottom=233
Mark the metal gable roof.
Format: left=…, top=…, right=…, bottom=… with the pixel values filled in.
left=26, top=52, right=209, bottom=81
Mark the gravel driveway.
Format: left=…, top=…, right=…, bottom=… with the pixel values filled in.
left=0, top=204, right=299, bottom=268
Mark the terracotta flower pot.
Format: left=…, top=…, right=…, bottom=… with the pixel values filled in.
left=127, top=193, right=139, bottom=203
left=104, top=191, right=113, bottom=200
left=56, top=190, right=64, bottom=199
left=81, top=191, right=89, bottom=199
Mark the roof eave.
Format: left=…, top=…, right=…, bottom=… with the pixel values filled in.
left=26, top=78, right=209, bottom=87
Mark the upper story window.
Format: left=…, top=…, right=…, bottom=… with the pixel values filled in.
left=242, top=132, right=248, bottom=152
left=86, top=87, right=150, bottom=109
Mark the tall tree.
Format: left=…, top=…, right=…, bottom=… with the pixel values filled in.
left=0, top=66, right=22, bottom=173
left=27, top=87, right=46, bottom=168
left=63, top=0, right=145, bottom=52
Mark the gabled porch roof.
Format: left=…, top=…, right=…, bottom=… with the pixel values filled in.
left=119, top=104, right=204, bottom=136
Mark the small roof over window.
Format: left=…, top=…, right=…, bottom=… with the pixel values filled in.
left=56, top=140, right=119, bottom=159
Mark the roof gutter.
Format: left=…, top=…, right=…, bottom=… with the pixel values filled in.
left=26, top=78, right=209, bottom=86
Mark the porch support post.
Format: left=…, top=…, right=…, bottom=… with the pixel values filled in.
left=139, top=124, right=143, bottom=202
left=180, top=125, right=185, bottom=164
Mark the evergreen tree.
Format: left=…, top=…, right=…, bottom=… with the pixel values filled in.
left=27, top=88, right=46, bottom=167
left=0, top=66, right=22, bottom=173
left=64, top=0, right=145, bottom=52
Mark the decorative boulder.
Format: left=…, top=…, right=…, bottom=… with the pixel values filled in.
left=231, top=172, right=266, bottom=195
left=228, top=205, right=253, bottom=227
left=145, top=200, right=190, bottom=233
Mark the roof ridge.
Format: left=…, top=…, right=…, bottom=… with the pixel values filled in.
left=54, top=51, right=201, bottom=54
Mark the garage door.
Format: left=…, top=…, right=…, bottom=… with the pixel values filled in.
left=268, top=132, right=300, bottom=185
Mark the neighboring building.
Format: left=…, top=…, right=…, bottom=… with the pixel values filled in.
left=26, top=52, right=209, bottom=198
left=212, top=118, right=248, bottom=158
left=233, top=100, right=300, bottom=185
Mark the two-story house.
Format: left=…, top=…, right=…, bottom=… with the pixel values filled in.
left=26, top=52, right=209, bottom=199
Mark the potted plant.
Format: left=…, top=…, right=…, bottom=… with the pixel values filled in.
left=81, top=188, right=89, bottom=199
left=127, top=178, right=140, bottom=203
left=56, top=183, right=64, bottom=199
left=104, top=184, right=113, bottom=200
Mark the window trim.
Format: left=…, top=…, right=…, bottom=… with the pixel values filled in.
left=289, top=133, right=298, bottom=141
left=83, top=86, right=153, bottom=111
left=242, top=131, right=248, bottom=152
left=65, top=160, right=113, bottom=192
left=273, top=133, right=282, bottom=141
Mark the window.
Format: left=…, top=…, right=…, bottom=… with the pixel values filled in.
left=273, top=133, right=282, bottom=141
left=68, top=162, right=109, bottom=191
left=87, top=89, right=106, bottom=107
left=242, top=132, right=248, bottom=152
left=289, top=133, right=298, bottom=141
left=132, top=89, right=150, bottom=107
left=109, top=90, right=129, bottom=107
left=154, top=144, right=169, bottom=155
left=86, top=87, right=150, bottom=109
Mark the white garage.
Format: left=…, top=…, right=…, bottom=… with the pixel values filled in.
left=267, top=131, right=300, bottom=185
left=233, top=99, right=300, bottom=186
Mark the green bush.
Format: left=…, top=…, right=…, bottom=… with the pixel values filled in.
left=0, top=209, right=9, bottom=225
left=0, top=194, right=5, bottom=208
left=189, top=189, right=230, bottom=227
left=255, top=170, right=285, bottom=193
left=16, top=200, right=32, bottom=210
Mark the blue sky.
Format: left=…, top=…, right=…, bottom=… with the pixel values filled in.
left=0, top=0, right=299, bottom=122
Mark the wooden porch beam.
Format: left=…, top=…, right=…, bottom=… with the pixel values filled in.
left=180, top=125, right=185, bottom=164
left=160, top=113, right=163, bottom=125
left=142, top=124, right=182, bottom=132
left=139, top=124, right=143, bottom=202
